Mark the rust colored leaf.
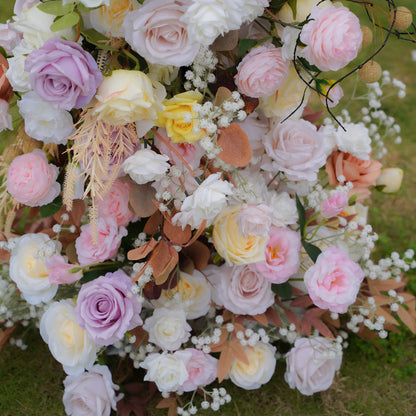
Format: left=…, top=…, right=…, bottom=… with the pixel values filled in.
left=183, top=219, right=207, bottom=248
left=182, top=240, right=210, bottom=271
left=65, top=241, right=78, bottom=264
left=129, top=326, right=149, bottom=348
left=252, top=313, right=268, bottom=327
left=149, top=240, right=179, bottom=285
left=290, top=295, right=314, bottom=308
left=54, top=199, right=85, bottom=226
left=265, top=307, right=282, bottom=328
left=0, top=326, right=16, bottom=351
left=230, top=340, right=250, bottom=365
left=285, top=309, right=302, bottom=332
left=242, top=95, right=259, bottom=115
left=209, top=328, right=229, bottom=352
left=211, top=30, right=238, bottom=51
left=217, top=124, right=252, bottom=167
left=129, top=182, right=158, bottom=217
left=302, top=105, right=324, bottom=124
left=163, top=219, right=192, bottom=245
left=396, top=306, right=416, bottom=334
left=311, top=319, right=335, bottom=338
left=156, top=397, right=177, bottom=409
left=218, top=342, right=234, bottom=383
left=213, top=86, right=233, bottom=108
left=143, top=211, right=163, bottom=235
left=374, top=307, right=400, bottom=326
left=128, top=238, right=158, bottom=261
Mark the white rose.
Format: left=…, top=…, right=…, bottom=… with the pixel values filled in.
left=122, top=149, right=170, bottom=185
left=241, top=0, right=269, bottom=22
left=172, top=172, right=234, bottom=229
left=6, top=42, right=32, bottom=93
left=40, top=299, right=99, bottom=375
left=143, top=308, right=191, bottom=351
left=18, top=91, right=74, bottom=144
left=277, top=0, right=333, bottom=23
left=9, top=233, right=60, bottom=305
left=266, top=191, right=298, bottom=226
left=0, top=100, right=12, bottom=131
left=229, top=341, right=276, bottom=390
left=376, top=167, right=404, bottom=193
left=141, top=351, right=191, bottom=392
left=285, top=337, right=342, bottom=395
left=148, top=64, right=179, bottom=86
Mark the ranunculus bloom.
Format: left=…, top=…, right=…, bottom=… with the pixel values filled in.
left=213, top=205, right=267, bottom=265
left=0, top=54, right=13, bottom=103
left=285, top=337, right=342, bottom=395
left=63, top=364, right=120, bottom=416
left=256, top=226, right=301, bottom=284
left=40, top=299, right=99, bottom=375
left=123, top=0, right=200, bottom=67
left=229, top=341, right=276, bottom=390
left=205, top=263, right=275, bottom=315
left=263, top=119, right=327, bottom=182
left=24, top=37, right=102, bottom=110
left=321, top=192, right=348, bottom=218
left=300, top=6, right=362, bottom=72
left=304, top=246, right=365, bottom=313
left=325, top=150, right=382, bottom=202
left=45, top=254, right=81, bottom=285
left=6, top=149, right=60, bottom=207
left=75, top=217, right=127, bottom=266
left=235, top=44, right=290, bottom=98
left=75, top=270, right=143, bottom=345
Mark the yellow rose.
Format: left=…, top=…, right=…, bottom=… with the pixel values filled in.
left=213, top=205, right=267, bottom=265
left=277, top=0, right=333, bottom=23
left=94, top=69, right=166, bottom=126
left=156, top=90, right=204, bottom=143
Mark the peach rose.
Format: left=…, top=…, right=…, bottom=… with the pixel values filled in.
left=325, top=151, right=382, bottom=202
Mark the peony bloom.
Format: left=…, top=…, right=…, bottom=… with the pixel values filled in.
left=6, top=149, right=60, bottom=207
left=304, top=246, right=365, bottom=313
left=123, top=0, right=200, bottom=67
left=75, top=217, right=127, bottom=266
left=235, top=44, right=290, bottom=98
left=24, top=37, right=102, bottom=110
left=300, top=6, right=362, bottom=72
left=63, top=364, right=120, bottom=416
left=45, top=254, right=81, bottom=285
left=285, top=337, right=342, bottom=395
left=320, top=192, right=348, bottom=218
left=75, top=270, right=143, bottom=345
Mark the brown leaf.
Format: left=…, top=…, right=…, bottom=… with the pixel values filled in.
left=163, top=219, right=192, bottom=245
left=183, top=219, right=207, bottom=248
left=252, top=313, right=268, bottom=327
left=311, top=319, right=335, bottom=338
left=230, top=340, right=250, bottom=365
left=218, top=342, right=234, bottom=383
left=302, top=105, right=324, bottom=124
left=211, top=31, right=238, bottom=51
left=265, top=307, right=282, bottom=328
left=285, top=309, right=302, bottom=332
left=374, top=306, right=400, bottom=326
left=209, top=328, right=229, bottom=352
left=129, top=182, right=158, bottom=217
left=182, top=241, right=210, bottom=271
left=217, top=124, right=252, bottom=167
left=54, top=199, right=85, bottom=226
left=128, top=238, right=158, bottom=261
left=290, top=295, right=314, bottom=308
left=65, top=241, right=78, bottom=264
left=242, top=95, right=259, bottom=115
left=396, top=305, right=416, bottom=334
left=213, top=87, right=233, bottom=108
left=143, top=211, right=163, bottom=235
left=156, top=397, right=176, bottom=409
left=149, top=240, right=179, bottom=285
left=129, top=326, right=149, bottom=348
left=0, top=326, right=16, bottom=351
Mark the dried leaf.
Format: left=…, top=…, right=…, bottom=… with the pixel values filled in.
left=230, top=340, right=250, bottom=365
left=265, top=307, right=282, bottom=328
left=129, top=182, right=158, bottom=217
left=311, top=319, right=335, bottom=338
left=302, top=105, right=324, bottom=124
left=128, top=239, right=158, bottom=261
left=0, top=326, right=16, bottom=351
left=163, top=219, right=192, bottom=245
left=209, top=328, right=229, bottom=352
left=217, top=124, right=252, bottom=167
left=213, top=87, right=233, bottom=107
left=181, top=241, right=210, bottom=271
left=53, top=199, right=85, bottom=227
left=149, top=240, right=179, bottom=285
left=183, top=220, right=207, bottom=248
left=396, top=306, right=416, bottom=334
left=290, top=295, right=314, bottom=308
left=285, top=309, right=302, bottom=332
left=252, top=313, right=268, bottom=327
left=143, top=211, right=163, bottom=235
left=211, top=30, right=239, bottom=51
left=218, top=342, right=234, bottom=383
left=374, top=306, right=400, bottom=326
left=156, top=397, right=177, bottom=409
left=65, top=241, right=78, bottom=264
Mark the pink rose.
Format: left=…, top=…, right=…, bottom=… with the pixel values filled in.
left=6, top=149, right=60, bottom=207
left=97, top=179, right=136, bottom=227
left=300, top=6, right=362, bottom=72
left=123, top=0, right=200, bottom=67
left=304, top=246, right=364, bottom=313
left=235, top=44, right=290, bottom=98
left=256, top=226, right=301, bottom=284
left=75, top=217, right=127, bottom=266
left=263, top=119, right=327, bottom=182
left=0, top=99, right=12, bottom=132
left=45, top=254, right=81, bottom=285
left=285, top=337, right=342, bottom=395
left=205, top=263, right=275, bottom=315
left=237, top=204, right=273, bottom=238
left=321, top=192, right=348, bottom=218
left=0, top=22, right=22, bottom=55
left=179, top=348, right=218, bottom=392
left=321, top=83, right=344, bottom=108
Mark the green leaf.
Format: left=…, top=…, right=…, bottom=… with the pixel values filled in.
left=269, top=0, right=288, bottom=13
left=288, top=0, right=298, bottom=19
left=80, top=262, right=121, bottom=284
left=295, top=194, right=306, bottom=238
left=50, top=11, right=80, bottom=32
left=298, top=57, right=321, bottom=73
left=348, top=193, right=358, bottom=206
left=38, top=1, right=75, bottom=16
left=81, top=28, right=118, bottom=51
left=315, top=78, right=330, bottom=95
left=40, top=195, right=63, bottom=218
left=301, top=239, right=322, bottom=263
left=237, top=38, right=257, bottom=59
left=272, top=282, right=293, bottom=300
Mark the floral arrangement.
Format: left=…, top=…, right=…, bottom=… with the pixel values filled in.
left=0, top=0, right=416, bottom=415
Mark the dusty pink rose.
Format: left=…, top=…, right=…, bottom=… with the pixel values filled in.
left=45, top=254, right=81, bottom=285
left=237, top=204, right=273, bottom=238
left=285, top=337, right=342, bottom=395
left=0, top=99, right=12, bottom=131
left=263, top=119, right=327, bottom=182
left=97, top=180, right=136, bottom=227
left=300, top=6, right=362, bottom=72
left=304, top=246, right=364, bottom=313
left=123, top=0, right=200, bottom=67
left=235, top=44, right=290, bottom=98
left=0, top=23, right=22, bottom=55
left=75, top=217, right=127, bottom=266
left=6, top=149, right=60, bottom=207
left=256, top=226, right=301, bottom=284
left=321, top=192, right=348, bottom=218
left=321, top=83, right=344, bottom=108
left=179, top=348, right=217, bottom=392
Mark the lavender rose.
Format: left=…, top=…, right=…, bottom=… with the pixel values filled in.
left=24, top=37, right=103, bottom=110
left=74, top=270, right=143, bottom=345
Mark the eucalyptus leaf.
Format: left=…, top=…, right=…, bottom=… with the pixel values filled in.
left=301, top=239, right=322, bottom=263
left=40, top=195, right=63, bottom=218
left=38, top=1, right=75, bottom=16
left=50, top=11, right=80, bottom=32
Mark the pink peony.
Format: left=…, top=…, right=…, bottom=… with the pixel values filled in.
left=321, top=192, right=348, bottom=218
left=6, top=149, right=60, bottom=207
left=97, top=179, right=136, bottom=227
left=235, top=44, right=290, bottom=98
left=300, top=6, right=362, bottom=72
left=256, top=226, right=301, bottom=284
left=304, top=246, right=364, bottom=313
left=75, top=217, right=127, bottom=266
left=45, top=254, right=81, bottom=285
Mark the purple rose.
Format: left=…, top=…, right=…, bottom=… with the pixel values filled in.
left=75, top=270, right=143, bottom=346
left=24, top=37, right=103, bottom=110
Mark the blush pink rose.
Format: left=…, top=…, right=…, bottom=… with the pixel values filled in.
left=97, top=179, right=136, bottom=227
left=237, top=204, right=273, bottom=238
left=0, top=99, right=12, bottom=131
left=6, top=149, right=60, bottom=207
left=321, top=192, right=348, bottom=218
left=75, top=217, right=127, bottom=266
left=235, top=44, right=290, bottom=98
left=300, top=6, right=362, bottom=72
left=45, top=254, right=81, bottom=285
left=321, top=83, right=344, bottom=108
left=256, top=226, right=301, bottom=284
left=0, top=22, right=22, bottom=55
left=179, top=348, right=218, bottom=392
left=263, top=119, right=327, bottom=182
left=304, top=246, right=364, bottom=313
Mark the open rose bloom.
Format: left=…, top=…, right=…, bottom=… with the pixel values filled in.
left=2, top=0, right=416, bottom=413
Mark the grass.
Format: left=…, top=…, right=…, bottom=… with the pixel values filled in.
left=1, top=1, right=416, bottom=415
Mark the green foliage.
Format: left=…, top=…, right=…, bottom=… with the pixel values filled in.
left=37, top=1, right=75, bottom=16
left=272, top=281, right=293, bottom=299
left=39, top=195, right=63, bottom=218
left=50, top=11, right=80, bottom=32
